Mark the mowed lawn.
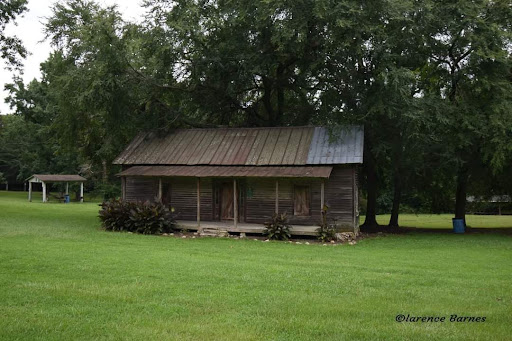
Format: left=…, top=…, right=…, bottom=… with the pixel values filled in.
left=0, top=191, right=511, bottom=340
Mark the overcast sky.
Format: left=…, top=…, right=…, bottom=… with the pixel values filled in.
left=0, top=0, right=145, bottom=115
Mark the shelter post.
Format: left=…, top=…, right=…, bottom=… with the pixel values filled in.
left=42, top=182, right=47, bottom=202
left=28, top=182, right=32, bottom=202
left=66, top=183, right=69, bottom=195
left=80, top=182, right=84, bottom=203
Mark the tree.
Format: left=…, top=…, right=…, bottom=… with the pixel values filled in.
left=0, top=0, right=27, bottom=70
left=138, top=0, right=334, bottom=127
left=43, top=0, right=141, bottom=182
left=419, top=0, right=512, bottom=223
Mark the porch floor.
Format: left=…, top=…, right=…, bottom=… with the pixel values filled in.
left=176, top=220, right=320, bottom=236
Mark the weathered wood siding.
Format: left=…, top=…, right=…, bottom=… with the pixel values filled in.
left=324, top=165, right=355, bottom=230
left=124, top=165, right=357, bottom=231
left=125, top=176, right=213, bottom=221
left=125, top=177, right=157, bottom=202
left=164, top=177, right=213, bottom=221
left=244, top=165, right=355, bottom=229
left=244, top=178, right=323, bottom=225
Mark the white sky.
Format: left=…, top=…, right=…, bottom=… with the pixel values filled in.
left=0, top=0, right=145, bottom=115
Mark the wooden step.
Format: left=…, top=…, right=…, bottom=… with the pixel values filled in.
left=199, top=227, right=229, bottom=237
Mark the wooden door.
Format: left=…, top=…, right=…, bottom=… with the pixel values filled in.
left=221, top=183, right=234, bottom=219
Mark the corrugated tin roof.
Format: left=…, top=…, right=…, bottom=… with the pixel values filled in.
left=307, top=126, right=364, bottom=164
left=28, top=174, right=87, bottom=182
left=117, top=166, right=333, bottom=178
left=113, top=126, right=363, bottom=166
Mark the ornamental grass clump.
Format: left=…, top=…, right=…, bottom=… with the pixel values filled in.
left=264, top=213, right=292, bottom=241
left=99, top=199, right=176, bottom=234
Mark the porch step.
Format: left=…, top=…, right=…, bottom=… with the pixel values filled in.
left=199, top=227, right=229, bottom=237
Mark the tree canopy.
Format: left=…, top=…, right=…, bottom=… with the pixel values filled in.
left=0, top=0, right=27, bottom=70
left=1, top=0, right=511, bottom=224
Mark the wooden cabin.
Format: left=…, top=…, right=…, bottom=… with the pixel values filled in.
left=114, top=126, right=364, bottom=235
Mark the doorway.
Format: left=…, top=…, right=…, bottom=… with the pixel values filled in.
left=214, top=180, right=244, bottom=222
left=221, top=182, right=234, bottom=220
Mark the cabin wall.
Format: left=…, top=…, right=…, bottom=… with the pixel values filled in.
left=123, top=165, right=357, bottom=231
left=162, top=177, right=213, bottom=221
left=324, top=165, right=356, bottom=231
left=125, top=177, right=157, bottom=202
left=125, top=176, right=212, bottom=221
left=244, top=178, right=323, bottom=225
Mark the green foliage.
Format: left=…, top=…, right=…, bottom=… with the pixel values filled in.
left=99, top=199, right=176, bottom=234
left=263, top=213, right=292, bottom=241
left=95, top=182, right=121, bottom=201
left=3, top=0, right=511, bottom=222
left=0, top=0, right=27, bottom=71
left=98, top=198, right=134, bottom=232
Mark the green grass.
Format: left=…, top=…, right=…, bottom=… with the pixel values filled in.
left=362, top=214, right=512, bottom=229
left=1, top=191, right=511, bottom=340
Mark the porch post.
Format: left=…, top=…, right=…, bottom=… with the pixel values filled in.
left=42, top=181, right=46, bottom=202
left=321, top=180, right=325, bottom=210
left=28, top=181, right=32, bottom=202
left=158, top=178, right=162, bottom=202
left=197, top=178, right=201, bottom=229
left=80, top=182, right=84, bottom=203
left=121, top=177, right=126, bottom=200
left=233, top=178, right=238, bottom=229
left=275, top=180, right=279, bottom=214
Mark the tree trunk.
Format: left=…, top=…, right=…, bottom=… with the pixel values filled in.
left=388, top=136, right=403, bottom=228
left=362, top=131, right=379, bottom=230
left=454, top=165, right=468, bottom=224
left=388, top=172, right=401, bottom=228
left=102, top=160, right=108, bottom=184
left=262, top=76, right=275, bottom=125
left=276, top=63, right=285, bottom=126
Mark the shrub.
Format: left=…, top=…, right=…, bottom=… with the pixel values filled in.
left=129, top=201, right=176, bottom=235
left=99, top=200, right=176, bottom=234
left=99, top=199, right=134, bottom=232
left=264, top=213, right=292, bottom=241
left=316, top=205, right=337, bottom=242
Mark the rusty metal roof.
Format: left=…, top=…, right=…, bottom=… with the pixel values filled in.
left=113, top=126, right=363, bottom=166
left=117, top=166, right=333, bottom=178
left=28, top=174, right=87, bottom=182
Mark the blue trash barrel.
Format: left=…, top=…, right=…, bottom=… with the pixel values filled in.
left=64, top=194, right=70, bottom=203
left=452, top=218, right=465, bottom=233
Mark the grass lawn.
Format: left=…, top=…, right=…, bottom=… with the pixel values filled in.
left=1, top=191, right=511, bottom=340
left=366, top=214, right=512, bottom=229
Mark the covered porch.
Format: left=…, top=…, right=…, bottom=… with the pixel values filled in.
left=176, top=220, right=321, bottom=236
left=118, top=165, right=334, bottom=235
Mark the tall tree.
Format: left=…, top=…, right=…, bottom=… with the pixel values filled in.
left=0, top=0, right=27, bottom=70
left=43, top=0, right=140, bottom=181
left=419, top=0, right=512, bottom=223
left=139, top=0, right=333, bottom=127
